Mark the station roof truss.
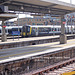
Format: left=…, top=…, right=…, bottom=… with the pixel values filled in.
left=1, top=0, right=75, bottom=15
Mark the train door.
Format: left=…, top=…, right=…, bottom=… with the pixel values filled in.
left=31, top=27, right=36, bottom=36
left=69, top=27, right=71, bottom=33
left=21, top=26, right=26, bottom=37
left=35, top=27, right=38, bottom=36
left=26, top=26, right=30, bottom=36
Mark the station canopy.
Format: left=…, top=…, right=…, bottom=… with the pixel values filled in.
left=0, top=13, right=17, bottom=20
left=1, top=0, right=75, bottom=15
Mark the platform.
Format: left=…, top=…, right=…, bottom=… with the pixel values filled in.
left=0, top=34, right=74, bottom=49
left=0, top=34, right=74, bottom=44
left=0, top=35, right=59, bottom=44
left=0, top=37, right=75, bottom=75
left=0, top=37, right=75, bottom=63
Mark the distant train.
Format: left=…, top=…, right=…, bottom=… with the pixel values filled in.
left=21, top=25, right=75, bottom=37
left=0, top=26, right=22, bottom=36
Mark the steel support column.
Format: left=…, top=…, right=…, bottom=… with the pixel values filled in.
left=60, top=15, right=67, bottom=44
left=1, top=20, right=7, bottom=42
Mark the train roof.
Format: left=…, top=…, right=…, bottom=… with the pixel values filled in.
left=28, top=25, right=61, bottom=28
left=0, top=26, right=22, bottom=29
left=28, top=25, right=73, bottom=28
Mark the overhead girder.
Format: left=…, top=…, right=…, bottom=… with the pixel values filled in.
left=0, top=0, right=75, bottom=15
left=0, top=0, right=10, bottom=5
left=3, top=4, right=72, bottom=15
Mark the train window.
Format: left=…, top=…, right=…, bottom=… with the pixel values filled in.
left=0, top=30, right=1, bottom=33
left=5, top=29, right=7, bottom=33
left=44, top=28, right=49, bottom=32
left=27, top=26, right=30, bottom=33
left=38, top=27, right=50, bottom=32
left=55, top=28, right=57, bottom=31
left=38, top=28, right=42, bottom=32
left=19, top=28, right=21, bottom=32
left=52, top=28, right=53, bottom=31
left=32, top=27, right=36, bottom=32
left=8, top=29, right=12, bottom=34
left=48, top=28, right=51, bottom=31
left=58, top=28, right=61, bottom=31
left=22, top=26, right=25, bottom=32
left=39, top=28, right=45, bottom=32
left=36, top=28, right=38, bottom=32
left=58, top=28, right=59, bottom=31
left=12, top=28, right=18, bottom=31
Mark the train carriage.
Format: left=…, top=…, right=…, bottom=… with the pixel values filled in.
left=21, top=25, right=74, bottom=37
left=0, top=26, right=22, bottom=36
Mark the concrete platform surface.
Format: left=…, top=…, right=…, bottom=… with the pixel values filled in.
left=0, top=38, right=75, bottom=63
left=0, top=35, right=59, bottom=44
left=0, top=34, right=74, bottom=44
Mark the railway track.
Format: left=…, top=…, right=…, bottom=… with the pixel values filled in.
left=44, top=61, right=75, bottom=75
left=26, top=58, right=75, bottom=75
left=0, top=45, right=75, bottom=75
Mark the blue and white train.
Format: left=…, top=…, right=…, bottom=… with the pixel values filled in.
left=0, top=26, right=22, bottom=36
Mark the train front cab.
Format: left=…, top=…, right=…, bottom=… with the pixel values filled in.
left=21, top=25, right=32, bottom=37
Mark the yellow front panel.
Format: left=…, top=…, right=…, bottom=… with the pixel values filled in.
left=30, top=27, right=32, bottom=35
left=23, top=32, right=25, bottom=36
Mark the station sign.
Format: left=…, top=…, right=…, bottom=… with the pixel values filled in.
left=12, top=31, right=20, bottom=35
left=63, top=22, right=66, bottom=24
left=62, top=19, right=66, bottom=24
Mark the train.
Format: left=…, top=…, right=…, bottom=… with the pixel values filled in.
left=0, top=25, right=74, bottom=37
left=0, top=26, right=22, bottom=36
left=21, top=25, right=75, bottom=37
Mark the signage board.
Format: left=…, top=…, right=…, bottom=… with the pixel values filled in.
left=12, top=31, right=20, bottom=35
